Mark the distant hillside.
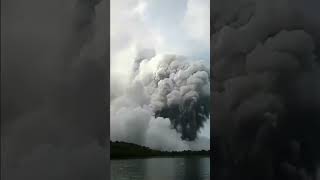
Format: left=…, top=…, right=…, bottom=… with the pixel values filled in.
left=110, top=141, right=210, bottom=159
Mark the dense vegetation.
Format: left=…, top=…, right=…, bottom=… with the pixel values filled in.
left=110, top=141, right=210, bottom=159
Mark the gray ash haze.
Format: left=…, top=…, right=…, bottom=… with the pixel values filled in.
left=111, top=51, right=210, bottom=151
left=1, top=0, right=108, bottom=179
left=212, top=0, right=320, bottom=179
left=110, top=0, right=210, bottom=151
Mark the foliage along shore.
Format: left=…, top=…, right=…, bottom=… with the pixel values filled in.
left=110, top=141, right=210, bottom=159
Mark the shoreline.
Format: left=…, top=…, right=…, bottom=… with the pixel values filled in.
left=111, top=141, right=210, bottom=160
left=111, top=154, right=210, bottom=160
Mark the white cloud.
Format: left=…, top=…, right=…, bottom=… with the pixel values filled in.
left=182, top=0, right=210, bottom=45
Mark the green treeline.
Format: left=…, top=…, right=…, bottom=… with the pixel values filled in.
left=110, top=141, right=210, bottom=159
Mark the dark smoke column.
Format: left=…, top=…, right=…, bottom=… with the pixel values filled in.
left=212, top=0, right=320, bottom=179
left=157, top=97, right=209, bottom=141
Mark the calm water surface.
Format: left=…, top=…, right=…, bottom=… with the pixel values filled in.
left=111, top=157, right=210, bottom=180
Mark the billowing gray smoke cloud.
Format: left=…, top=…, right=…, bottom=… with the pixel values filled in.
left=1, top=0, right=108, bottom=179
left=111, top=50, right=210, bottom=151
left=212, top=0, right=320, bottom=179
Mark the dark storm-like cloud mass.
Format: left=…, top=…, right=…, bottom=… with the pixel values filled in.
left=1, top=0, right=109, bottom=179
left=212, top=0, right=320, bottom=179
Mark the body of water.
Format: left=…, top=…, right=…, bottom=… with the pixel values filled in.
left=111, top=157, right=210, bottom=180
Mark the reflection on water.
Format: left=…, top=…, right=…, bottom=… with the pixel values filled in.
left=111, top=157, right=210, bottom=180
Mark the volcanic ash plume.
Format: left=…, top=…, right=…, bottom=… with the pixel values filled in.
left=111, top=51, right=210, bottom=151
left=212, top=0, right=320, bottom=179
